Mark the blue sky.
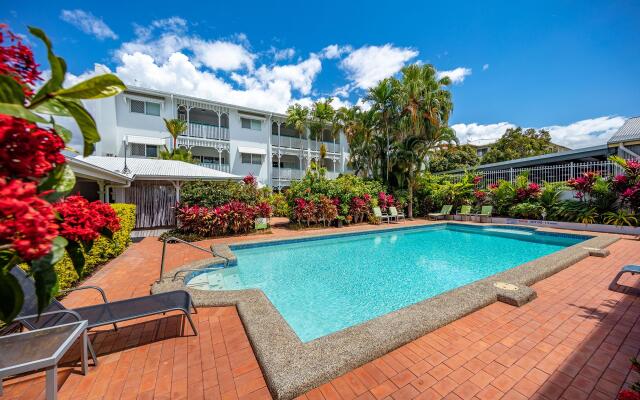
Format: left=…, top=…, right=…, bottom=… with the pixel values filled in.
left=3, top=0, right=639, bottom=148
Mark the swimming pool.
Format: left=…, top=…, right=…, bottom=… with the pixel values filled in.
left=186, top=224, right=587, bottom=342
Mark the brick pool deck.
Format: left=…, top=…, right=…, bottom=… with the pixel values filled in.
left=2, top=219, right=640, bottom=400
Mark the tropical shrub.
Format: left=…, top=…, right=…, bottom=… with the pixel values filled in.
left=509, top=203, right=544, bottom=219
left=180, top=177, right=269, bottom=208
left=602, top=210, right=638, bottom=227
left=378, top=192, right=395, bottom=212
left=55, top=204, right=135, bottom=291
left=175, top=200, right=270, bottom=237
left=316, top=196, right=339, bottom=226
left=0, top=25, right=126, bottom=323
left=268, top=192, right=289, bottom=217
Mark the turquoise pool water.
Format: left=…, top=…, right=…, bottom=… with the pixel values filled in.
left=187, top=225, right=586, bottom=342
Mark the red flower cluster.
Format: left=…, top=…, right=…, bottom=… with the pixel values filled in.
left=474, top=190, right=487, bottom=201
left=242, top=174, right=257, bottom=186
left=472, top=175, right=482, bottom=185
left=55, top=196, right=121, bottom=242
left=378, top=192, right=395, bottom=211
left=0, top=24, right=42, bottom=96
left=0, top=115, right=65, bottom=179
left=487, top=183, right=499, bottom=190
left=568, top=171, right=598, bottom=200
left=515, top=183, right=541, bottom=201
left=618, top=389, right=640, bottom=400
left=0, top=178, right=58, bottom=260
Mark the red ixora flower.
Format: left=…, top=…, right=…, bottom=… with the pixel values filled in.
left=0, top=24, right=42, bottom=96
left=0, top=115, right=66, bottom=180
left=618, top=389, right=640, bottom=400
left=242, top=174, right=257, bottom=186
left=0, top=177, right=58, bottom=260
left=55, top=196, right=120, bottom=242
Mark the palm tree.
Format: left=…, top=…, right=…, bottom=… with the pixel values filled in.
left=159, top=146, right=195, bottom=163
left=163, top=118, right=188, bottom=151
left=367, top=78, right=396, bottom=185
left=285, top=103, right=310, bottom=169
left=310, top=99, right=335, bottom=172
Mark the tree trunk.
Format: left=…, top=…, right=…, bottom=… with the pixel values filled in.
left=407, top=167, right=414, bottom=219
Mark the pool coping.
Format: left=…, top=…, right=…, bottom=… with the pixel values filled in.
left=151, top=222, right=619, bottom=399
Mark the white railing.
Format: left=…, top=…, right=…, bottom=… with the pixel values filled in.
left=271, top=135, right=306, bottom=150
left=273, top=168, right=303, bottom=181
left=187, top=122, right=230, bottom=141
left=199, top=163, right=231, bottom=173
left=444, top=160, right=629, bottom=188
left=309, top=141, right=340, bottom=154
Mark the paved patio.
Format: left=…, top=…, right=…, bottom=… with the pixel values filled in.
left=2, top=220, right=639, bottom=400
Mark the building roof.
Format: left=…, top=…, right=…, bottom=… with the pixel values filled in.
left=608, top=116, right=640, bottom=144
left=73, top=156, right=242, bottom=181
left=65, top=153, right=131, bottom=185
left=442, top=144, right=612, bottom=173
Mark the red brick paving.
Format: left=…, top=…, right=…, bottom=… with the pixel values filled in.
left=2, top=220, right=640, bottom=400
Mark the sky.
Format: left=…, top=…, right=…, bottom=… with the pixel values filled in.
left=3, top=0, right=639, bottom=149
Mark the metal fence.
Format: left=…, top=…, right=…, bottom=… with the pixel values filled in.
left=444, top=160, right=628, bottom=189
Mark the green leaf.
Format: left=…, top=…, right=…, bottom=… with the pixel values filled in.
left=83, top=240, right=94, bottom=254
left=34, top=98, right=73, bottom=117
left=0, top=76, right=25, bottom=104
left=56, top=98, right=100, bottom=157
left=54, top=74, right=125, bottom=100
left=65, top=240, right=85, bottom=275
left=0, top=269, right=24, bottom=324
left=28, top=27, right=66, bottom=106
left=99, top=227, right=114, bottom=240
left=0, top=103, right=48, bottom=123
left=54, top=123, right=73, bottom=143
left=38, top=164, right=76, bottom=200
left=29, top=236, right=67, bottom=313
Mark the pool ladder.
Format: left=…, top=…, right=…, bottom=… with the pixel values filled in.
left=158, top=236, right=232, bottom=282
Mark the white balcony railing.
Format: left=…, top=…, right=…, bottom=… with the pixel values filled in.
left=309, top=141, right=340, bottom=154
left=273, top=168, right=303, bottom=181
left=199, top=163, right=231, bottom=173
left=186, top=122, right=230, bottom=141
left=271, top=135, right=306, bottom=150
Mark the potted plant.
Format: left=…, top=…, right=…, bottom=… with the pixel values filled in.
left=336, top=215, right=345, bottom=228
left=345, top=215, right=353, bottom=225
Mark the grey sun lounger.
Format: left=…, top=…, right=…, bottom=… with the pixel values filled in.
left=8, top=268, right=198, bottom=361
left=609, top=265, right=640, bottom=294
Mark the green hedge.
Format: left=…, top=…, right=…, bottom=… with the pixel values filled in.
left=55, top=203, right=136, bottom=291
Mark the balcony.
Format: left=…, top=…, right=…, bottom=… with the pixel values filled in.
left=271, top=135, right=306, bottom=150
left=186, top=122, right=230, bottom=141
left=309, top=141, right=340, bottom=154
left=273, top=168, right=303, bottom=181
left=199, top=163, right=231, bottom=173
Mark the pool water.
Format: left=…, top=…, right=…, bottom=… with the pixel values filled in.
left=187, top=225, right=586, bottom=342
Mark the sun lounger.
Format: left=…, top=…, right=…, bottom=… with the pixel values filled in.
left=373, top=207, right=391, bottom=224
left=475, top=205, right=493, bottom=222
left=389, top=207, right=405, bottom=222
left=458, top=205, right=472, bottom=221
left=428, top=205, right=452, bottom=220
left=8, top=268, right=198, bottom=363
left=608, top=265, right=640, bottom=294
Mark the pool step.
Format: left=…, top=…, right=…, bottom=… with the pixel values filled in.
left=485, top=228, right=534, bottom=236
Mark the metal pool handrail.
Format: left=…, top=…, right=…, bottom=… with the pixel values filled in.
left=159, top=236, right=231, bottom=283
left=172, top=265, right=226, bottom=281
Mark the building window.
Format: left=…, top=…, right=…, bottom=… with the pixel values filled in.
left=130, top=99, right=161, bottom=116
left=242, top=153, right=262, bottom=165
left=130, top=143, right=158, bottom=158
left=241, top=117, right=262, bottom=131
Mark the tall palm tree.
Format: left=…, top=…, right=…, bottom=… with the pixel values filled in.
left=285, top=104, right=310, bottom=169
left=163, top=118, right=188, bottom=151
left=367, top=78, right=396, bottom=185
left=310, top=99, right=335, bottom=172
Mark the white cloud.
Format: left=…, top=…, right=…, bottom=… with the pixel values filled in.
left=270, top=47, right=295, bottom=61
left=191, top=40, right=255, bottom=71
left=437, top=67, right=472, bottom=84
left=482, top=64, right=489, bottom=71
left=452, top=116, right=626, bottom=149
left=340, top=44, right=418, bottom=89
left=60, top=9, right=118, bottom=40
left=322, top=44, right=352, bottom=59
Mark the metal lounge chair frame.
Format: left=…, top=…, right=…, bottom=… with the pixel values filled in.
left=373, top=207, right=392, bottom=224
left=428, top=205, right=453, bottom=220
left=9, top=268, right=198, bottom=363
left=609, top=265, right=640, bottom=294
left=389, top=207, right=405, bottom=222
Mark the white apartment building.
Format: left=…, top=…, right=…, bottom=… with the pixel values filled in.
left=86, top=86, right=351, bottom=189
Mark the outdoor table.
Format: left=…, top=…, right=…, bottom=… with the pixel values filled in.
left=0, top=320, right=89, bottom=400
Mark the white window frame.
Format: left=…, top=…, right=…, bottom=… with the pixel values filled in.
left=241, top=153, right=262, bottom=165
left=129, top=99, right=161, bottom=116
left=241, top=117, right=262, bottom=131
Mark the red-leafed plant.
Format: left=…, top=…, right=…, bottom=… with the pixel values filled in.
left=316, top=196, right=338, bottom=226
left=378, top=192, right=395, bottom=212
left=568, top=171, right=598, bottom=200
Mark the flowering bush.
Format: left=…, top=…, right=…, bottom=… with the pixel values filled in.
left=378, top=192, right=395, bottom=211
left=350, top=194, right=371, bottom=223
left=617, top=357, right=640, bottom=399
left=568, top=171, right=598, bottom=200
left=176, top=201, right=267, bottom=236
left=243, top=174, right=257, bottom=186
left=0, top=24, right=125, bottom=323
left=515, top=182, right=541, bottom=201
left=55, top=196, right=121, bottom=242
